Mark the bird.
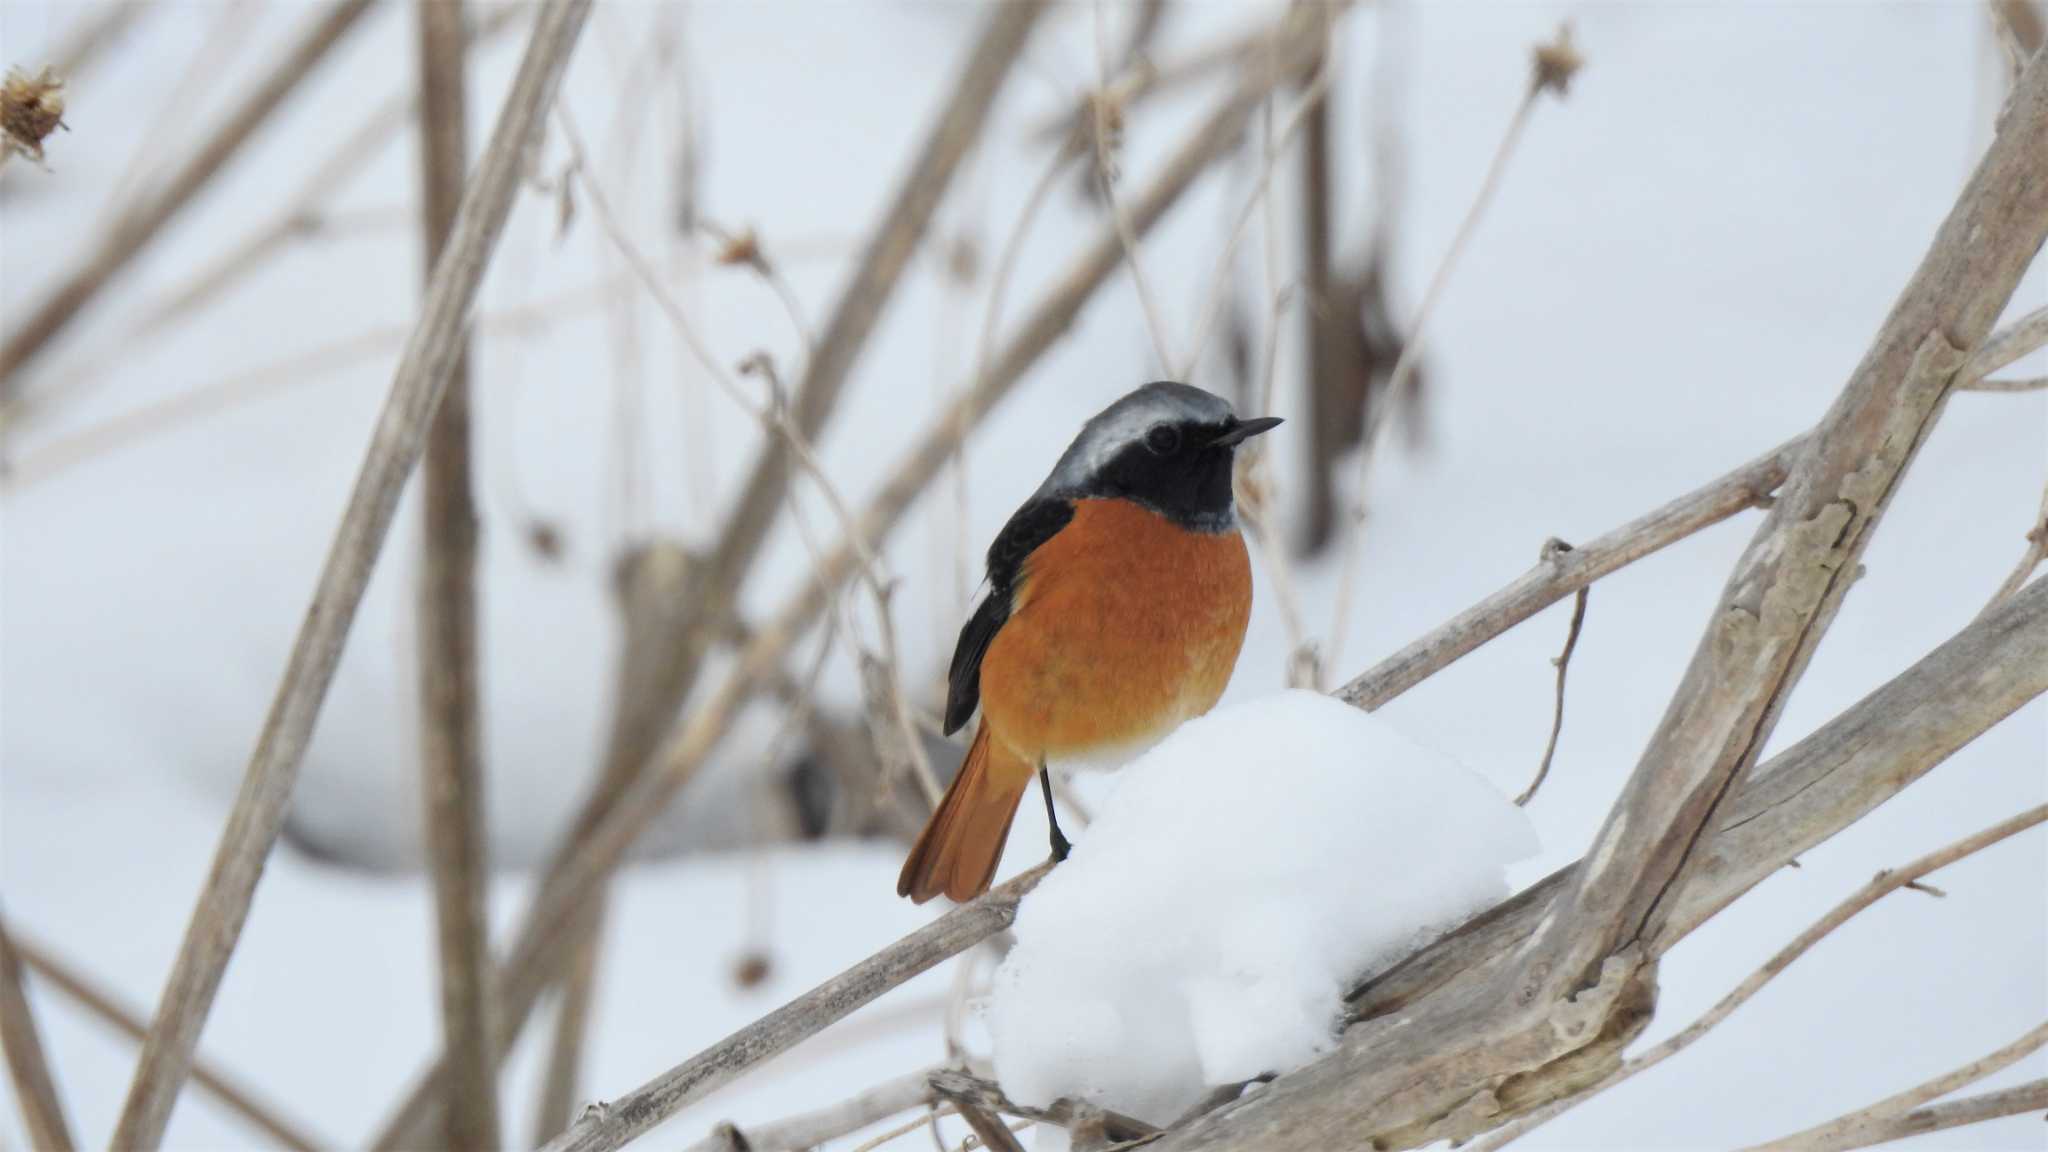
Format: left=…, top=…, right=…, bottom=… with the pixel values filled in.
left=897, top=382, right=1280, bottom=904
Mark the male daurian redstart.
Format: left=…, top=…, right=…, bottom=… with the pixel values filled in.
left=897, top=382, right=1280, bottom=904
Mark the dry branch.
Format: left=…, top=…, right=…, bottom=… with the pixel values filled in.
left=1522, top=47, right=2048, bottom=1015
left=0, top=914, right=73, bottom=1152
left=1515, top=540, right=1588, bottom=807
left=679, top=1067, right=939, bottom=1152
left=367, top=19, right=1322, bottom=1145
left=1326, top=24, right=1577, bottom=672
left=1753, top=1077, right=2048, bottom=1152
left=1338, top=436, right=1801, bottom=709
left=0, top=0, right=378, bottom=393
left=106, top=2, right=595, bottom=1144
left=1356, top=572, right=2048, bottom=1025
left=11, top=933, right=327, bottom=1152
left=538, top=865, right=1054, bottom=1152
left=411, top=0, right=497, bottom=1147
left=1469, top=803, right=2048, bottom=1150
left=1744, top=1024, right=2048, bottom=1152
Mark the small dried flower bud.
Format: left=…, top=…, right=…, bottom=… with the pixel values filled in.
left=1531, top=23, right=1584, bottom=98
left=1, top=67, right=67, bottom=163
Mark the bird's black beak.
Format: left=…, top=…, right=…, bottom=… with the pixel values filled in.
left=1211, top=415, right=1283, bottom=447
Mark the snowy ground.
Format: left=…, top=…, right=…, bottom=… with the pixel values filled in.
left=1, top=1, right=2043, bottom=1149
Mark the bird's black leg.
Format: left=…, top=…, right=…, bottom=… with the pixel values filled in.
left=1039, top=764, right=1071, bottom=862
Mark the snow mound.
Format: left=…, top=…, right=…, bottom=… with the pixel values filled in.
left=986, top=690, right=1539, bottom=1126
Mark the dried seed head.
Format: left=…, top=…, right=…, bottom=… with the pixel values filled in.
left=731, top=951, right=773, bottom=989
left=715, top=226, right=761, bottom=269
left=2, top=67, right=66, bottom=163
left=1531, top=24, right=1584, bottom=99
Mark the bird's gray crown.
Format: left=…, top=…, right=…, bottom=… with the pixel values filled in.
left=1034, top=382, right=1237, bottom=499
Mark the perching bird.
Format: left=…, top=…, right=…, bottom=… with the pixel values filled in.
left=898, top=382, right=1279, bottom=904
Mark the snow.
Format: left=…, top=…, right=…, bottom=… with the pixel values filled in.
left=986, top=690, right=1537, bottom=1125
left=0, top=1, right=2042, bottom=1149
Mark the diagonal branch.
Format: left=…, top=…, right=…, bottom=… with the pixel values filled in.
left=107, top=3, right=595, bottom=1145
left=1532, top=46, right=2048, bottom=999
left=1469, top=803, right=2048, bottom=1150
left=1744, top=1026, right=2048, bottom=1152
left=411, top=0, right=498, bottom=1147
left=1747, top=1077, right=2048, bottom=1152
left=9, top=932, right=328, bottom=1152
left=0, top=0, right=378, bottom=393
left=0, top=913, right=73, bottom=1152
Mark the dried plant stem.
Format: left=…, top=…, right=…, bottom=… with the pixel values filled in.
left=1959, top=302, right=2048, bottom=382
left=98, top=0, right=258, bottom=227
left=412, top=1, right=498, bottom=1147
left=2, top=2, right=531, bottom=433
left=1744, top=1028, right=2048, bottom=1152
left=1982, top=476, right=2048, bottom=610
left=3, top=276, right=631, bottom=489
left=1469, top=803, right=2048, bottom=1151
left=1962, top=374, right=2048, bottom=391
left=107, top=4, right=594, bottom=1145
left=0, top=0, right=378, bottom=394
left=1326, top=67, right=1554, bottom=673
left=9, top=934, right=327, bottom=1152
left=1515, top=544, right=1588, bottom=807
left=679, top=1066, right=941, bottom=1152
left=539, top=865, right=1054, bottom=1152
left=0, top=914, right=73, bottom=1152
left=1754, top=1078, right=2048, bottom=1152
left=1180, top=51, right=1331, bottom=380
left=368, top=30, right=1325, bottom=1146
left=535, top=929, right=602, bottom=1141
left=1089, top=2, right=1175, bottom=373
left=46, top=0, right=147, bottom=81
left=1338, top=436, right=1800, bottom=709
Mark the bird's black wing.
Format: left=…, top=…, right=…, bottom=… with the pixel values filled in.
left=943, top=497, right=1075, bottom=735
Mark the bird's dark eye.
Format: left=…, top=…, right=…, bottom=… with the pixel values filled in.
left=1144, top=423, right=1181, bottom=455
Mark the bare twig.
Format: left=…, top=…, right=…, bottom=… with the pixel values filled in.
left=0, top=914, right=73, bottom=1152
left=1338, top=436, right=1801, bottom=709
left=940, top=1096, right=1028, bottom=1152
left=1089, top=1, right=1174, bottom=372
left=535, top=925, right=602, bottom=1141
left=1326, top=24, right=1579, bottom=672
left=3, top=275, right=631, bottom=489
left=1, top=2, right=531, bottom=433
left=928, top=1070, right=1159, bottom=1145
left=412, top=2, right=497, bottom=1147
left=1469, top=804, right=2048, bottom=1151
left=1354, top=575, right=2048, bottom=1032
left=11, top=934, right=327, bottom=1152
left=368, top=23, right=1336, bottom=1144
left=1523, top=47, right=2048, bottom=1008
left=1745, top=1027, right=2048, bottom=1152
left=98, top=0, right=258, bottom=224
left=1755, top=1078, right=2048, bottom=1152
left=1982, top=476, right=2048, bottom=610
left=1515, top=539, right=1589, bottom=806
left=539, top=865, right=1053, bottom=1152
left=0, top=0, right=379, bottom=393
left=107, top=4, right=594, bottom=1144
left=1961, top=374, right=2048, bottom=391
left=1180, top=35, right=1331, bottom=380
left=46, top=0, right=147, bottom=82
left=680, top=1067, right=940, bottom=1152
left=1960, top=302, right=2048, bottom=382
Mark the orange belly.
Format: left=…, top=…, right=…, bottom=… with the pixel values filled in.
left=978, top=498, right=1252, bottom=766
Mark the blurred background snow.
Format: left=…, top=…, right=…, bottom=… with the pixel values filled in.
left=0, top=0, right=2043, bottom=1148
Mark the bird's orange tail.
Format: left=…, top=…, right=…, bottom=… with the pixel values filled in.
left=898, top=724, right=1031, bottom=904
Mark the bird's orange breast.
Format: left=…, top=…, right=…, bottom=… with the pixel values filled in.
left=977, top=497, right=1252, bottom=767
